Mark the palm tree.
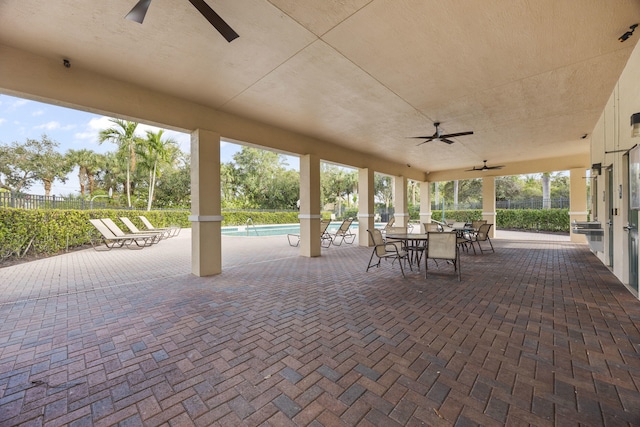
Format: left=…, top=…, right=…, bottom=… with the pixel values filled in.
left=98, top=119, right=139, bottom=207
left=66, top=149, right=98, bottom=197
left=138, top=129, right=177, bottom=211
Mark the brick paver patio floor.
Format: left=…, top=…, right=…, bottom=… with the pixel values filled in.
left=0, top=231, right=638, bottom=426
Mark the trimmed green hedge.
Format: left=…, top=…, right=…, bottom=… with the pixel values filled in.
left=0, top=209, right=304, bottom=264
left=0, top=208, right=191, bottom=264
left=430, top=209, right=570, bottom=233
left=0, top=207, right=570, bottom=265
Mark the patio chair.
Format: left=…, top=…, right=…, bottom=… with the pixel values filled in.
left=88, top=219, right=154, bottom=250
left=423, top=222, right=442, bottom=232
left=366, top=229, right=412, bottom=278
left=287, top=220, right=333, bottom=248
left=139, top=215, right=180, bottom=238
left=469, top=223, right=495, bottom=253
left=381, top=216, right=395, bottom=233
left=330, top=217, right=356, bottom=246
left=471, top=220, right=487, bottom=230
left=101, top=218, right=160, bottom=245
left=425, top=231, right=461, bottom=281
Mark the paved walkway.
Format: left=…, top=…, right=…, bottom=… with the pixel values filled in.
left=0, top=231, right=638, bottom=426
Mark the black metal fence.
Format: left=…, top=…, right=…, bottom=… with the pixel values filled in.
left=1, top=192, right=116, bottom=210
left=2, top=191, right=570, bottom=212
left=431, top=198, right=570, bottom=211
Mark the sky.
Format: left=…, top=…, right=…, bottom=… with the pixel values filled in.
left=0, top=93, right=298, bottom=196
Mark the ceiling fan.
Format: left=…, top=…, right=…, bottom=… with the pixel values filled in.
left=410, top=122, right=474, bottom=145
left=125, top=0, right=239, bottom=42
left=466, top=160, right=504, bottom=172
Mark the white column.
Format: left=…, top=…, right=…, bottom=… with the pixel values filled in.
left=394, top=176, right=408, bottom=227
left=482, top=176, right=496, bottom=238
left=358, top=168, right=375, bottom=246
left=419, top=181, right=432, bottom=232
left=299, top=154, right=322, bottom=257
left=569, top=167, right=588, bottom=243
left=189, top=129, right=222, bottom=276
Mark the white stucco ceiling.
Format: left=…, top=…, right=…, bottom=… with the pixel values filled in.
left=1, top=0, right=639, bottom=172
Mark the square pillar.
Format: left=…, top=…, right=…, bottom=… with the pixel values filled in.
left=393, top=176, right=408, bottom=227
left=482, top=176, right=496, bottom=238
left=419, top=181, right=432, bottom=232
left=358, top=168, right=375, bottom=246
left=569, top=167, right=588, bottom=243
left=300, top=154, right=322, bottom=257
left=189, top=129, right=222, bottom=277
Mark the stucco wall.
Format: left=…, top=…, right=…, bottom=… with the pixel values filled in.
left=590, top=39, right=640, bottom=294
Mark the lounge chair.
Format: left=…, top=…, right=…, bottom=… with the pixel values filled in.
left=120, top=217, right=167, bottom=240
left=101, top=218, right=160, bottom=245
left=88, top=219, right=155, bottom=250
left=139, top=215, right=180, bottom=238
left=366, top=229, right=412, bottom=278
left=330, top=217, right=356, bottom=246
left=425, top=231, right=461, bottom=281
left=287, top=220, right=333, bottom=248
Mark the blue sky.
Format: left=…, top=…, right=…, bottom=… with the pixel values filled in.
left=0, top=93, right=299, bottom=196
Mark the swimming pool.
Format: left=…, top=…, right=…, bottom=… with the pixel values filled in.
left=221, top=222, right=380, bottom=237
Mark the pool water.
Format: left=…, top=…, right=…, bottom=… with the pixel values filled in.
left=221, top=222, right=377, bottom=237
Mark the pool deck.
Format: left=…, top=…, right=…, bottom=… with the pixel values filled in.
left=1, top=230, right=639, bottom=426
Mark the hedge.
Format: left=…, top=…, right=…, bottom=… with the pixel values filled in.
left=430, top=209, right=570, bottom=233
left=0, top=207, right=570, bottom=265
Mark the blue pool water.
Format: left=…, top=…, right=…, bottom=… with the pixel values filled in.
left=221, top=222, right=377, bottom=237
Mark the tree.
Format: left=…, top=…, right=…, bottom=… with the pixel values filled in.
left=137, top=130, right=178, bottom=211
left=374, top=174, right=393, bottom=208
left=231, top=147, right=298, bottom=209
left=37, top=149, right=72, bottom=197
left=0, top=135, right=70, bottom=195
left=98, top=119, right=139, bottom=207
left=66, top=149, right=100, bottom=197
left=321, top=164, right=357, bottom=216
left=153, top=152, right=191, bottom=208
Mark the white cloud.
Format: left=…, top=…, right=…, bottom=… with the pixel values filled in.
left=32, top=110, right=45, bottom=116
left=0, top=118, right=6, bottom=126
left=35, top=121, right=61, bottom=131
left=6, top=98, right=29, bottom=112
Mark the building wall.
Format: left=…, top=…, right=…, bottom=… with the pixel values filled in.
left=590, top=38, right=640, bottom=296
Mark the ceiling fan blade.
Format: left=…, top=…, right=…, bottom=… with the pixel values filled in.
left=125, top=0, right=152, bottom=23
left=440, top=131, right=474, bottom=138
left=440, top=138, right=455, bottom=144
left=486, top=165, right=504, bottom=170
left=465, top=167, right=478, bottom=171
left=416, top=141, right=430, bottom=146
left=409, top=136, right=435, bottom=140
left=187, top=0, right=239, bottom=42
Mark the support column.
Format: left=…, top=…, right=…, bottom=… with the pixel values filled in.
left=569, top=167, right=588, bottom=243
left=393, top=176, right=408, bottom=227
left=189, top=129, right=222, bottom=277
left=419, top=181, right=432, bottom=232
left=299, top=154, right=322, bottom=257
left=482, top=176, right=496, bottom=238
left=358, top=168, right=375, bottom=246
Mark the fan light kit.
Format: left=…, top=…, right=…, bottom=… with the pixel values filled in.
left=125, top=0, right=239, bottom=42
left=409, top=122, right=473, bottom=145
left=466, top=160, right=504, bottom=172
